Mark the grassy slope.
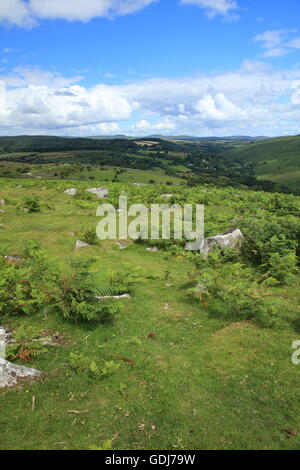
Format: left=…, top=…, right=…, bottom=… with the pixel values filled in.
left=226, top=135, right=300, bottom=191
left=0, top=179, right=300, bottom=450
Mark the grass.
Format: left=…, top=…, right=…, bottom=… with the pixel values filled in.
left=226, top=134, right=300, bottom=191
left=0, top=178, right=300, bottom=450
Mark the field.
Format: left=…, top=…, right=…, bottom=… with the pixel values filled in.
left=226, top=135, right=300, bottom=192
left=0, top=177, right=300, bottom=450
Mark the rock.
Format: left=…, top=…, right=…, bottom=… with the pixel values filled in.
left=0, top=328, right=8, bottom=359
left=115, top=242, right=126, bottom=249
left=64, top=188, right=77, bottom=196
left=96, top=293, right=131, bottom=300
left=0, top=357, right=42, bottom=389
left=132, top=183, right=147, bottom=187
left=75, top=240, right=90, bottom=250
left=86, top=188, right=109, bottom=198
left=0, top=209, right=5, bottom=214
left=199, top=229, right=245, bottom=258
left=146, top=247, right=158, bottom=252
left=0, top=327, right=42, bottom=388
left=160, top=194, right=173, bottom=198
left=0, top=200, right=4, bottom=205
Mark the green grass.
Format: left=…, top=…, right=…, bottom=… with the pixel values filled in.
left=226, top=134, right=300, bottom=191
left=0, top=178, right=300, bottom=450
left=0, top=162, right=184, bottom=185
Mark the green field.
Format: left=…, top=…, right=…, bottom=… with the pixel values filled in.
left=226, top=134, right=300, bottom=192
left=0, top=177, right=300, bottom=450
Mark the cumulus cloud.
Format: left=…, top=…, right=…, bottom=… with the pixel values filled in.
left=1, top=61, right=300, bottom=136
left=0, top=68, right=133, bottom=132
left=194, top=93, right=246, bottom=121
left=180, top=0, right=239, bottom=19
left=0, top=0, right=157, bottom=26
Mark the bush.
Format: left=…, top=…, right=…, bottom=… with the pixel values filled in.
left=81, top=228, right=98, bottom=245
left=55, top=259, right=119, bottom=323
left=23, top=196, right=41, bottom=213
left=0, top=242, right=58, bottom=317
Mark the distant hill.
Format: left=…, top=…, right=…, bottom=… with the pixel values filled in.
left=0, top=135, right=140, bottom=153
left=146, top=135, right=269, bottom=142
left=226, top=134, right=300, bottom=192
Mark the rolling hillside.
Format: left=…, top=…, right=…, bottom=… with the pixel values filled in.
left=226, top=134, right=300, bottom=192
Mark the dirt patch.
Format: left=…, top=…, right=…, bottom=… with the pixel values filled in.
left=213, top=321, right=252, bottom=338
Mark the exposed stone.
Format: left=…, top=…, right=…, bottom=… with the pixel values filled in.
left=115, top=242, right=126, bottom=249
left=75, top=240, right=90, bottom=250
left=146, top=247, right=158, bottom=252
left=86, top=188, right=109, bottom=198
left=0, top=200, right=4, bottom=205
left=64, top=188, right=77, bottom=196
left=199, top=229, right=245, bottom=258
left=160, top=194, right=174, bottom=198
left=0, top=209, right=5, bottom=214
left=0, top=357, right=42, bottom=388
left=96, top=293, right=131, bottom=300
left=0, top=327, right=42, bottom=388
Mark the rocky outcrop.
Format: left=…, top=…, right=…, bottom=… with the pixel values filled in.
left=199, top=229, right=245, bottom=258
left=86, top=188, right=109, bottom=198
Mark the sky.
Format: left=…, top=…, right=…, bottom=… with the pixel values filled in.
left=0, top=0, right=300, bottom=137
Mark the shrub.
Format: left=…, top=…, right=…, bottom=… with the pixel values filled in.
left=23, top=196, right=41, bottom=213
left=55, top=259, right=119, bottom=323
left=81, top=228, right=98, bottom=245
left=0, top=242, right=58, bottom=317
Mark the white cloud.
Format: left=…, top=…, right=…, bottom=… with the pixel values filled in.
left=0, top=0, right=241, bottom=27
left=194, top=93, right=246, bottom=121
left=1, top=61, right=300, bottom=137
left=0, top=0, right=157, bottom=26
left=0, top=0, right=34, bottom=27
left=98, top=122, right=122, bottom=133
left=130, top=119, right=176, bottom=133
left=254, top=29, right=300, bottom=58
left=180, top=0, right=239, bottom=19
left=0, top=68, right=133, bottom=132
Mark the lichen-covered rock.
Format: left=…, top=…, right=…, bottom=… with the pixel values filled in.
left=0, top=327, right=42, bottom=388
left=200, top=229, right=245, bottom=258
left=64, top=188, right=77, bottom=196
left=0, top=357, right=42, bottom=388
left=86, top=188, right=109, bottom=198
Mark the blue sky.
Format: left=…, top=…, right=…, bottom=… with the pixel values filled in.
left=0, top=0, right=300, bottom=136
